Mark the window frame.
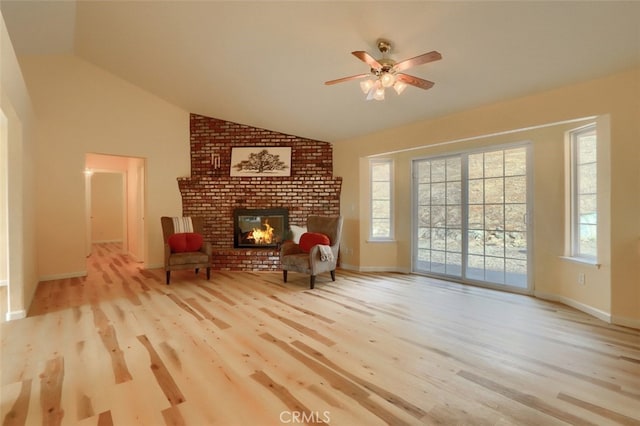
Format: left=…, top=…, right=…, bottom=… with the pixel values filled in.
left=369, top=158, right=394, bottom=241
left=569, top=123, right=598, bottom=261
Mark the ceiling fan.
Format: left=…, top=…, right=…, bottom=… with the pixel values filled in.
left=325, top=39, right=442, bottom=101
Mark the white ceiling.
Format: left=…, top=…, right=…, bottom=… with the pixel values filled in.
left=2, top=1, right=639, bottom=142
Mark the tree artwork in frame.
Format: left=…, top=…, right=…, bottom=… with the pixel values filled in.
left=230, top=147, right=291, bottom=177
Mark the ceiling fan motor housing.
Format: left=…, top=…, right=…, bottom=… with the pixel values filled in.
left=377, top=39, right=392, bottom=54
left=372, top=40, right=396, bottom=76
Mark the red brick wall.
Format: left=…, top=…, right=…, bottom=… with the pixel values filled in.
left=178, top=114, right=342, bottom=271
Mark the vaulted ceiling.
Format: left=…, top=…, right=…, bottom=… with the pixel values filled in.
left=2, top=1, right=639, bottom=142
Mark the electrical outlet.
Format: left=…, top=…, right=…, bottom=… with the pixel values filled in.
left=578, top=272, right=586, bottom=285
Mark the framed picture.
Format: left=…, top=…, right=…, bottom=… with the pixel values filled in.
left=230, top=147, right=292, bottom=177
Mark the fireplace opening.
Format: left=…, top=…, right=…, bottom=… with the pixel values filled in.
left=234, top=208, right=289, bottom=248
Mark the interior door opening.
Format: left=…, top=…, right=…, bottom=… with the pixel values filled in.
left=85, top=153, right=146, bottom=265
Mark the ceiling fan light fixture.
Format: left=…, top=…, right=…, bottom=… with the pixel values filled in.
left=380, top=71, right=395, bottom=88
left=360, top=79, right=375, bottom=94
left=373, top=85, right=385, bottom=101
left=393, top=81, right=407, bottom=95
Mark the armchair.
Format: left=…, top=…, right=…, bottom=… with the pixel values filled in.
left=161, top=216, right=212, bottom=284
left=280, top=215, right=343, bottom=289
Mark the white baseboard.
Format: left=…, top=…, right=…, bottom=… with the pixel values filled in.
left=127, top=252, right=144, bottom=263
left=144, top=263, right=163, bottom=270
left=340, top=263, right=411, bottom=274
left=0, top=279, right=7, bottom=287
left=6, top=309, right=26, bottom=321
left=39, top=271, right=87, bottom=282
left=339, top=263, right=359, bottom=271
left=610, top=315, right=640, bottom=330
left=534, top=291, right=612, bottom=324
left=359, top=266, right=411, bottom=273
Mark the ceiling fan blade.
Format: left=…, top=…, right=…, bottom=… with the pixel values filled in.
left=394, top=51, right=442, bottom=72
left=324, top=73, right=370, bottom=85
left=352, top=51, right=382, bottom=69
left=396, top=73, right=435, bottom=90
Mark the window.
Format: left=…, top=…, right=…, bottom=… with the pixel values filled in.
left=370, top=159, right=393, bottom=240
left=570, top=124, right=597, bottom=259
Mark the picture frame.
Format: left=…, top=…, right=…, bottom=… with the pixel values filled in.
left=230, top=147, right=292, bottom=177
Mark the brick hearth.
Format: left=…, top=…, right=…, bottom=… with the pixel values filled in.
left=178, top=114, right=342, bottom=271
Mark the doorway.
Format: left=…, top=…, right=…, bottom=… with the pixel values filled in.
left=85, top=153, right=146, bottom=264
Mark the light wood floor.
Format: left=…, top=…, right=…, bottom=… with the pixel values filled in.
left=1, top=243, right=639, bottom=425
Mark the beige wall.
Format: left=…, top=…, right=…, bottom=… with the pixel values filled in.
left=18, top=54, right=190, bottom=281
left=334, top=67, right=640, bottom=328
left=0, top=12, right=37, bottom=319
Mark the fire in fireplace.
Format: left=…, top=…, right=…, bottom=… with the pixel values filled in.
left=234, top=208, right=289, bottom=248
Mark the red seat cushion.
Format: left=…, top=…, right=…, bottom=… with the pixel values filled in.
left=298, top=232, right=330, bottom=253
left=168, top=232, right=203, bottom=253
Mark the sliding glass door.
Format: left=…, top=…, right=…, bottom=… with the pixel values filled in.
left=415, top=156, right=463, bottom=277
left=413, top=144, right=531, bottom=291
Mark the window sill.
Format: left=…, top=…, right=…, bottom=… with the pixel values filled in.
left=559, top=256, right=601, bottom=269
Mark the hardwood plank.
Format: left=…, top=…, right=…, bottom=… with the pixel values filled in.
left=1, top=379, right=31, bottom=426
left=259, top=307, right=336, bottom=347
left=96, top=410, right=113, bottom=426
left=457, top=370, right=598, bottom=425
left=76, top=392, right=94, bottom=421
left=166, top=294, right=203, bottom=321
left=557, top=392, right=640, bottom=425
left=259, top=332, right=414, bottom=425
left=161, top=405, right=186, bottom=426
left=136, top=335, right=186, bottom=406
left=90, top=304, right=133, bottom=384
left=268, top=295, right=336, bottom=324
left=250, top=370, right=318, bottom=418
left=39, top=357, right=64, bottom=426
left=183, top=297, right=231, bottom=330
left=291, top=339, right=426, bottom=420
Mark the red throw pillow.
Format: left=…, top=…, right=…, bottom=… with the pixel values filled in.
left=168, top=232, right=203, bottom=253
left=299, top=232, right=330, bottom=253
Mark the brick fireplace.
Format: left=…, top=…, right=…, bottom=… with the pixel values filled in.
left=177, top=114, right=342, bottom=271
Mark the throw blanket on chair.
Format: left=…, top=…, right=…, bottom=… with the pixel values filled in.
left=172, top=217, right=194, bottom=233
left=318, top=244, right=334, bottom=262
